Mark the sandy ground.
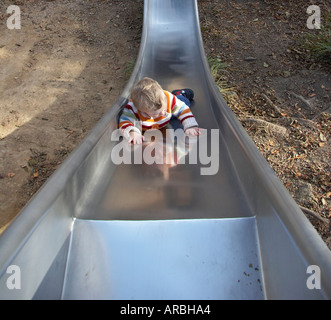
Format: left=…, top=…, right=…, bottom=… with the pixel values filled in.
left=0, top=0, right=142, bottom=232
left=0, top=0, right=330, bottom=247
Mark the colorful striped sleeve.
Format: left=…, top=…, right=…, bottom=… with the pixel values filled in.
left=171, top=95, right=198, bottom=131
left=119, top=104, right=141, bottom=138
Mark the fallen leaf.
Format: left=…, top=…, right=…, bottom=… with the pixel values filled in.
left=8, top=173, right=16, bottom=178
left=319, top=133, right=326, bottom=142
left=28, top=158, right=38, bottom=167
left=283, top=71, right=291, bottom=77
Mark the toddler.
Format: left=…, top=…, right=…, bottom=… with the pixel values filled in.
left=119, top=77, right=203, bottom=144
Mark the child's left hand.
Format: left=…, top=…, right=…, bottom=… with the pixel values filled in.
left=185, top=127, right=204, bottom=136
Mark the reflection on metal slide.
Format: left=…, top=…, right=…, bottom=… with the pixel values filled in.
left=0, top=0, right=330, bottom=300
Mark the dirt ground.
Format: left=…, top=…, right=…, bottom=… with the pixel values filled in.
left=0, top=0, right=143, bottom=232
left=199, top=0, right=330, bottom=248
left=0, top=1, right=330, bottom=248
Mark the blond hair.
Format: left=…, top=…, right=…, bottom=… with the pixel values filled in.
left=130, top=77, right=165, bottom=112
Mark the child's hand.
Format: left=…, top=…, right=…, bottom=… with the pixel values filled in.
left=128, top=131, right=144, bottom=144
left=185, top=127, right=203, bottom=136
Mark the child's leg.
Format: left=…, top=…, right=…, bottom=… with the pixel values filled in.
left=175, top=94, right=191, bottom=107
left=172, top=88, right=194, bottom=107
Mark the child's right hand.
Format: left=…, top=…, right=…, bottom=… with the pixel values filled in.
left=128, top=131, right=144, bottom=144
left=185, top=127, right=204, bottom=136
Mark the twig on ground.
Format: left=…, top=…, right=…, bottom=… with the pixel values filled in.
left=242, top=118, right=288, bottom=137
left=311, top=106, right=331, bottom=121
left=299, top=205, right=329, bottom=224
left=262, top=93, right=283, bottom=116
left=287, top=91, right=317, bottom=111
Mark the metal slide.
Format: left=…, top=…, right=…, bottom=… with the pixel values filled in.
left=0, top=0, right=330, bottom=300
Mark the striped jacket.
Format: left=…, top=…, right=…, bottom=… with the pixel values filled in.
left=119, top=91, right=198, bottom=137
